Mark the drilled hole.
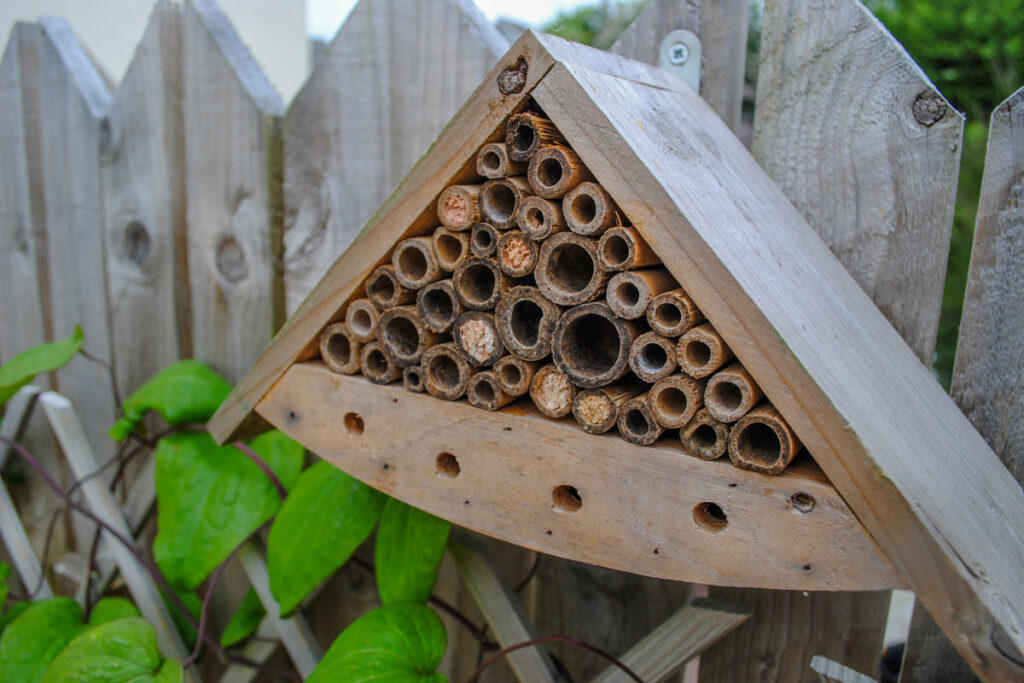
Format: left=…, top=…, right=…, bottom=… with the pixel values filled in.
left=655, top=387, right=687, bottom=419
left=791, top=492, right=816, bottom=513
left=537, top=157, right=563, bottom=188
left=712, top=381, right=743, bottom=411
left=693, top=502, right=728, bottom=533
left=327, top=333, right=351, bottom=364
left=684, top=340, right=711, bottom=368
left=601, top=234, right=629, bottom=267
left=436, top=452, right=460, bottom=478
left=552, top=485, right=582, bottom=513
left=343, top=412, right=364, bottom=435
left=546, top=243, right=594, bottom=293
left=570, top=193, right=597, bottom=225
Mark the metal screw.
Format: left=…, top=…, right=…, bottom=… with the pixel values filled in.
left=668, top=42, right=689, bottom=65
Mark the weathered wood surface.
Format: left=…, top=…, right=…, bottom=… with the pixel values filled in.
left=809, top=655, right=875, bottom=683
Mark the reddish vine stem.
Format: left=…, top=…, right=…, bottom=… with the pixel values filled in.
left=513, top=551, right=541, bottom=593
left=233, top=440, right=288, bottom=499
left=466, top=634, right=645, bottom=683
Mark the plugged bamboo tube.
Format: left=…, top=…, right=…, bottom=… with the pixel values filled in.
left=361, top=341, right=401, bottom=384
left=453, top=257, right=510, bottom=311
left=607, top=269, right=678, bottom=320
left=526, top=144, right=591, bottom=198
left=628, top=331, right=678, bottom=383
left=403, top=365, right=425, bottom=393
left=422, top=343, right=477, bottom=401
left=647, top=289, right=704, bottom=337
left=563, top=182, right=617, bottom=236
left=649, top=374, right=705, bottom=429
left=345, top=299, right=379, bottom=343
left=470, top=222, right=499, bottom=258
left=416, top=280, right=463, bottom=334
left=495, top=286, right=562, bottom=361
left=476, top=142, right=526, bottom=178
left=518, top=196, right=566, bottom=241
left=319, top=323, right=361, bottom=375
left=572, top=380, right=645, bottom=434
left=529, top=364, right=576, bottom=418
left=467, top=371, right=516, bottom=411
left=432, top=226, right=470, bottom=272
left=376, top=306, right=441, bottom=368
left=617, top=393, right=664, bottom=446
left=392, top=237, right=442, bottom=290
left=552, top=302, right=639, bottom=388
left=705, top=363, right=764, bottom=423
left=506, top=112, right=564, bottom=162
left=365, top=265, right=415, bottom=310
left=493, top=356, right=542, bottom=397
left=479, top=177, right=531, bottom=230
left=438, top=185, right=483, bottom=231
left=497, top=230, right=539, bottom=277
left=597, top=226, right=658, bottom=272
left=728, top=403, right=802, bottom=475
left=677, top=324, right=733, bottom=379
left=535, top=232, right=608, bottom=306
left=680, top=409, right=729, bottom=460
left=453, top=312, right=505, bottom=367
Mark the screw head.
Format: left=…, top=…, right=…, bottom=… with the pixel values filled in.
left=668, top=42, right=689, bottom=65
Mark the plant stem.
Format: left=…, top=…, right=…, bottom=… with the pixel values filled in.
left=466, top=634, right=645, bottom=683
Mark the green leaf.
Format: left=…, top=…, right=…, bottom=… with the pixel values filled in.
left=41, top=617, right=183, bottom=683
left=247, top=430, right=305, bottom=492
left=154, top=431, right=282, bottom=588
left=0, top=562, right=11, bottom=611
left=109, top=360, right=231, bottom=441
left=220, top=587, right=266, bottom=648
left=309, top=604, right=447, bottom=683
left=88, top=597, right=140, bottom=627
left=0, top=597, right=83, bottom=682
left=268, top=461, right=385, bottom=614
left=376, top=498, right=450, bottom=605
left=0, top=327, right=83, bottom=406
left=0, top=603, right=31, bottom=638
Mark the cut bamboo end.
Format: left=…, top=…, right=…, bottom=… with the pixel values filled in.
left=453, top=311, right=505, bottom=367
left=649, top=374, right=705, bottom=429
left=517, top=196, right=565, bottom=241
left=728, top=403, right=802, bottom=475
left=453, top=257, right=509, bottom=310
left=535, top=232, right=608, bottom=306
left=421, top=343, right=476, bottom=401
left=497, top=230, right=539, bottom=277
left=526, top=144, right=590, bottom=198
left=529, top=364, right=576, bottom=418
left=705, top=363, right=764, bottom=423
left=470, top=222, right=499, bottom=258
left=437, top=184, right=483, bottom=231
left=403, top=365, right=425, bottom=393
left=392, top=237, right=442, bottom=290
left=563, top=181, right=617, bottom=236
left=479, top=177, right=531, bottom=230
left=376, top=306, right=440, bottom=368
left=361, top=341, right=401, bottom=384
left=365, top=264, right=415, bottom=310
left=466, top=371, right=515, bottom=411
left=628, top=331, right=678, bottom=383
left=647, top=289, right=704, bottom=337
left=677, top=323, right=733, bottom=379
left=680, top=409, right=729, bottom=460
left=597, top=226, right=658, bottom=272
left=495, top=285, right=562, bottom=361
left=432, top=226, right=470, bottom=272
left=552, top=302, right=638, bottom=388
left=416, top=280, right=463, bottom=334
left=616, top=394, right=664, bottom=446
left=572, top=381, right=645, bottom=434
left=319, top=323, right=362, bottom=375
left=493, top=355, right=542, bottom=397
left=344, top=299, right=379, bottom=343
left=607, top=269, right=678, bottom=320
left=476, top=142, right=526, bottom=178
left=506, top=112, right=564, bottom=162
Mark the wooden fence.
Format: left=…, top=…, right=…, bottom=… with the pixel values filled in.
left=0, top=0, right=1020, bottom=680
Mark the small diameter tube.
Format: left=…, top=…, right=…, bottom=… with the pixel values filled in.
left=535, top=232, right=608, bottom=306
left=432, top=226, right=470, bottom=272
left=479, top=177, right=531, bottom=230
left=345, top=298, right=379, bottom=343
left=467, top=371, right=516, bottom=411
left=493, top=356, right=542, bottom=397
left=497, top=230, right=540, bottom=277
left=517, top=196, right=566, bottom=241
left=616, top=393, right=664, bottom=446
left=727, top=403, right=802, bottom=475
left=646, top=289, right=704, bottom=337
left=365, top=264, right=415, bottom=310
left=597, top=226, right=658, bottom=272
left=552, top=302, right=639, bottom=388
left=437, top=184, right=483, bottom=231
left=392, top=237, right=442, bottom=290
left=526, top=144, right=591, bottom=198
left=476, top=142, right=526, bottom=178
left=676, top=323, right=733, bottom=379
left=649, top=374, right=705, bottom=429
left=403, top=365, right=425, bottom=393
left=563, top=181, right=617, bottom=236
left=416, top=280, right=464, bottom=334
left=453, top=311, right=505, bottom=367
left=470, top=222, right=500, bottom=258
left=506, top=112, right=564, bottom=162
left=607, top=269, right=678, bottom=320
left=319, top=322, right=361, bottom=375
left=628, top=331, right=678, bottom=383
left=704, top=363, right=764, bottom=423
left=680, top=409, right=729, bottom=460
left=529, top=364, right=577, bottom=418
left=494, top=286, right=562, bottom=361
left=361, top=341, right=401, bottom=384
left=376, top=306, right=441, bottom=368
left=572, top=381, right=645, bottom=435
left=421, top=343, right=477, bottom=401
left=453, top=257, right=510, bottom=311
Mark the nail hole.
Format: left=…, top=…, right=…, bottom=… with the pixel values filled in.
left=791, top=492, right=816, bottom=513
left=693, top=502, right=728, bottom=533
left=552, top=485, right=582, bottom=513
left=343, top=412, right=364, bottom=435
left=436, top=452, right=460, bottom=479
left=803, top=563, right=812, bottom=572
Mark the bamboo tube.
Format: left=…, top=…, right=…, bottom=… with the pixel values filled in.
left=466, top=371, right=516, bottom=411
left=552, top=302, right=639, bottom=388
left=616, top=393, right=664, bottom=446
left=704, top=363, right=764, bottom=423
left=476, top=142, right=526, bottom=178
left=453, top=312, right=505, bottom=367
left=497, top=230, right=539, bottom=277
left=677, top=323, right=733, bottom=379
left=597, top=226, right=658, bottom=272
left=361, top=341, right=401, bottom=384
left=607, top=269, right=678, bottom=320
left=627, top=331, right=678, bottom=383
left=563, top=182, right=617, bottom=236
left=526, top=144, right=591, bottom=198
left=646, top=289, right=704, bottom=337
left=421, top=343, right=477, bottom=401
left=479, top=177, right=531, bottom=230
left=535, top=232, right=608, bottom=306
left=529, top=364, right=576, bottom=418
left=506, top=112, right=564, bottom=162
left=437, top=184, right=483, bottom=231
left=649, top=374, right=705, bottom=429
left=376, top=306, right=441, bottom=368
left=344, top=299, right=379, bottom=343
left=470, top=222, right=499, bottom=258
left=392, top=237, right=442, bottom=290
left=494, top=286, right=562, bottom=361
left=453, top=257, right=510, bottom=310
left=517, top=196, right=566, bottom=241
left=572, top=380, right=645, bottom=434
left=680, top=409, right=729, bottom=460
left=728, top=403, right=802, bottom=475
left=319, top=323, right=361, bottom=375
left=493, top=356, right=542, bottom=397
left=415, top=280, right=463, bottom=334
left=403, top=365, right=425, bottom=393
left=365, top=264, right=415, bottom=310
left=432, top=226, right=470, bottom=272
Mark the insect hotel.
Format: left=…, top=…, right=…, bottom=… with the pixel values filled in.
left=210, top=31, right=1024, bottom=680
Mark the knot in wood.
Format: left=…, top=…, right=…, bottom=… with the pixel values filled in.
left=121, top=220, right=151, bottom=265
left=497, top=57, right=528, bottom=95
left=912, top=90, right=947, bottom=127
left=216, top=235, right=247, bottom=283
